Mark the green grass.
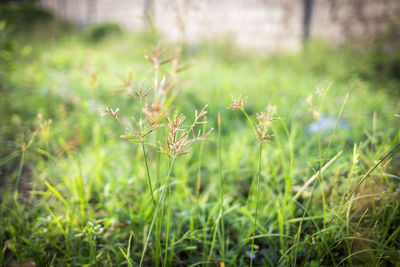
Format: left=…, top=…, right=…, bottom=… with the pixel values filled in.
left=1, top=8, right=400, bottom=266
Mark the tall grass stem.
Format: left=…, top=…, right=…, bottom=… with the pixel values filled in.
left=218, top=112, right=225, bottom=257
left=14, top=150, right=25, bottom=193
left=250, top=141, right=263, bottom=267
left=141, top=142, right=155, bottom=206
left=139, top=158, right=176, bottom=267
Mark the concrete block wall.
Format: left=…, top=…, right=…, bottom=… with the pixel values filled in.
left=39, top=0, right=400, bottom=51
left=154, top=0, right=302, bottom=51
left=311, top=0, right=400, bottom=44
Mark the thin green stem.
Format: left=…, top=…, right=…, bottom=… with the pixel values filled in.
left=139, top=157, right=176, bottom=267
left=317, top=118, right=327, bottom=227
left=75, top=154, right=87, bottom=219
left=318, top=92, right=348, bottom=229
left=163, top=158, right=172, bottom=266
left=241, top=109, right=256, bottom=134
left=158, top=157, right=172, bottom=265
left=156, top=130, right=161, bottom=188
left=14, top=149, right=25, bottom=194
left=218, top=112, right=225, bottom=258
left=141, top=142, right=155, bottom=206
left=155, top=127, right=162, bottom=267
left=193, top=123, right=206, bottom=258
left=322, top=92, right=349, bottom=163
left=250, top=141, right=263, bottom=267
left=207, top=113, right=225, bottom=265
left=207, top=209, right=222, bottom=266
left=163, top=175, right=172, bottom=267
left=196, top=123, right=206, bottom=205
left=344, top=141, right=400, bottom=204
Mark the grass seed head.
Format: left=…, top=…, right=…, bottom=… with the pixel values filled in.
left=255, top=105, right=277, bottom=142
left=306, top=94, right=320, bottom=121
left=159, top=105, right=213, bottom=159
left=145, top=42, right=173, bottom=73
left=37, top=113, right=52, bottom=133
left=227, top=95, right=247, bottom=110
left=120, top=116, right=163, bottom=143
left=126, top=81, right=152, bottom=101
left=100, top=107, right=120, bottom=121
left=20, top=129, right=38, bottom=151
left=143, top=93, right=174, bottom=125
left=143, top=43, right=189, bottom=125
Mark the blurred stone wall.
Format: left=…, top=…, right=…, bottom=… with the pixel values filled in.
left=153, top=0, right=302, bottom=51
left=39, top=0, right=400, bottom=51
left=312, top=0, right=400, bottom=43
left=39, top=0, right=147, bottom=29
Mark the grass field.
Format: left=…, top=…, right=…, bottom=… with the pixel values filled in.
left=1, top=5, right=400, bottom=266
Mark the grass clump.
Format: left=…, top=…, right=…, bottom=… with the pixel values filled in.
left=83, top=23, right=123, bottom=43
